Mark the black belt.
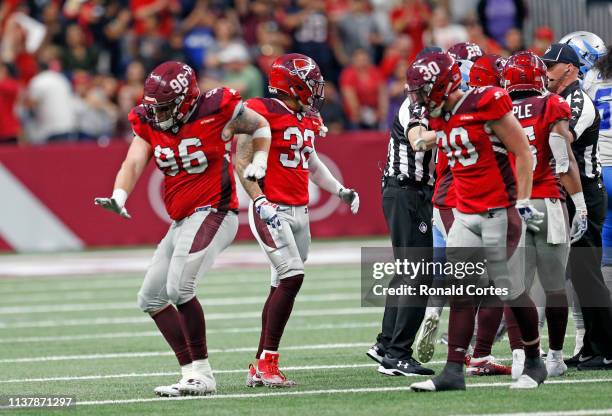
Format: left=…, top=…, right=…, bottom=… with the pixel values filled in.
left=383, top=174, right=431, bottom=190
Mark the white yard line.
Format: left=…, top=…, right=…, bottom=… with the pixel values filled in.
left=1, top=270, right=356, bottom=295
left=0, top=293, right=359, bottom=315
left=0, top=342, right=373, bottom=364
left=0, top=321, right=381, bottom=344
left=0, top=307, right=382, bottom=329
left=1, top=281, right=360, bottom=305
left=0, top=363, right=384, bottom=384
left=454, top=409, right=612, bottom=416
left=68, top=378, right=612, bottom=406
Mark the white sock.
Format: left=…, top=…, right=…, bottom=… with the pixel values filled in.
left=548, top=349, right=563, bottom=360
left=192, top=359, right=213, bottom=377
left=181, top=363, right=193, bottom=379
left=260, top=349, right=278, bottom=359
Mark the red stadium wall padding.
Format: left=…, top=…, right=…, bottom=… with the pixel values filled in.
left=0, top=132, right=389, bottom=252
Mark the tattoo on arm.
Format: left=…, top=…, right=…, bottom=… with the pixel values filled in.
left=223, top=106, right=265, bottom=140
left=235, top=133, right=264, bottom=199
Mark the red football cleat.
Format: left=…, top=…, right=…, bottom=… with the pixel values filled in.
left=256, top=352, right=296, bottom=388
left=246, top=362, right=264, bottom=387
left=466, top=355, right=512, bottom=376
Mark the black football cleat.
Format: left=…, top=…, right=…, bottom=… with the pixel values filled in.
left=378, top=356, right=435, bottom=376
left=564, top=350, right=594, bottom=367
left=366, top=343, right=386, bottom=364
left=577, top=356, right=612, bottom=371
left=410, top=362, right=465, bottom=392
left=511, top=357, right=547, bottom=389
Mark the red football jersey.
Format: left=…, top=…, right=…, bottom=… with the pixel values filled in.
left=430, top=86, right=517, bottom=214
left=510, top=93, right=571, bottom=200
left=129, top=87, right=241, bottom=220
left=245, top=98, right=322, bottom=206
left=433, top=150, right=457, bottom=209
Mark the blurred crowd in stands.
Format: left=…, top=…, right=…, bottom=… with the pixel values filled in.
left=0, top=0, right=551, bottom=145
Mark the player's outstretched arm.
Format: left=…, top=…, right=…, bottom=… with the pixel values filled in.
left=491, top=112, right=544, bottom=230
left=94, top=135, right=153, bottom=219
left=550, top=119, right=588, bottom=242
left=309, top=151, right=359, bottom=214
left=223, top=105, right=271, bottom=181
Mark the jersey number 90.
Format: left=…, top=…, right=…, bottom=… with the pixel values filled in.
left=436, top=127, right=479, bottom=167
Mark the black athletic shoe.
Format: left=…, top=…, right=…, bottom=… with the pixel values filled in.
left=511, top=357, right=547, bottom=389
left=410, top=362, right=465, bottom=392
left=377, top=356, right=435, bottom=376
left=366, top=344, right=386, bottom=364
left=577, top=356, right=612, bottom=371
left=564, top=351, right=594, bottom=367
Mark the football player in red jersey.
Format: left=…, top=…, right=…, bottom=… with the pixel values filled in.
left=233, top=53, right=360, bottom=388
left=448, top=41, right=484, bottom=91
left=414, top=52, right=516, bottom=376
left=503, top=51, right=587, bottom=376
left=469, top=54, right=506, bottom=88
left=94, top=61, right=272, bottom=397
left=405, top=51, right=547, bottom=391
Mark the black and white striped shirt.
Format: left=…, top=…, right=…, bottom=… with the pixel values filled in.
left=561, top=80, right=601, bottom=180
left=383, top=97, right=434, bottom=187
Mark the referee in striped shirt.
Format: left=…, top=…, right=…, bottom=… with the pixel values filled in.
left=366, top=47, right=439, bottom=377
left=543, top=43, right=612, bottom=368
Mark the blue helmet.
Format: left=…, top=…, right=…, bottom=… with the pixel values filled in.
left=559, top=31, right=607, bottom=76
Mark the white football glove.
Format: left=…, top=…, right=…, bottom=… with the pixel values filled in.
left=570, top=192, right=588, bottom=244
left=318, top=123, right=329, bottom=137
left=338, top=187, right=360, bottom=214
left=254, top=195, right=281, bottom=229
left=570, top=209, right=588, bottom=244
left=516, top=198, right=544, bottom=232
left=243, top=151, right=268, bottom=181
left=94, top=189, right=131, bottom=219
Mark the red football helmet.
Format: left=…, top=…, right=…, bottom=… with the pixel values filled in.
left=469, top=54, right=506, bottom=87
left=447, top=42, right=484, bottom=63
left=142, top=61, right=201, bottom=131
left=502, top=51, right=548, bottom=94
left=405, top=51, right=462, bottom=117
left=268, top=53, right=325, bottom=111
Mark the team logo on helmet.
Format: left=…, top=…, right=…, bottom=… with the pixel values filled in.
left=290, top=58, right=316, bottom=80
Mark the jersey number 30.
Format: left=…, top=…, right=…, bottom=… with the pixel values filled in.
left=280, top=127, right=314, bottom=169
left=154, top=138, right=208, bottom=176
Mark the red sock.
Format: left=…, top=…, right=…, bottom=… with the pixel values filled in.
left=263, top=275, right=304, bottom=351
left=448, top=296, right=475, bottom=364
left=256, top=286, right=277, bottom=359
left=152, top=305, right=192, bottom=366
left=177, top=297, right=208, bottom=361
left=473, top=306, right=503, bottom=358
left=508, top=292, right=540, bottom=359
left=504, top=306, right=523, bottom=351
left=545, top=291, right=569, bottom=351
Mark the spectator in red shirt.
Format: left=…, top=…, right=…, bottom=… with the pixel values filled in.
left=130, top=0, right=180, bottom=38
left=0, top=62, right=21, bottom=144
left=379, top=35, right=414, bottom=81
left=339, top=48, right=387, bottom=130
left=389, top=0, right=430, bottom=54
left=529, top=26, right=554, bottom=56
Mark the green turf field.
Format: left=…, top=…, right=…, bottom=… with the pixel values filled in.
left=1, top=263, right=611, bottom=416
